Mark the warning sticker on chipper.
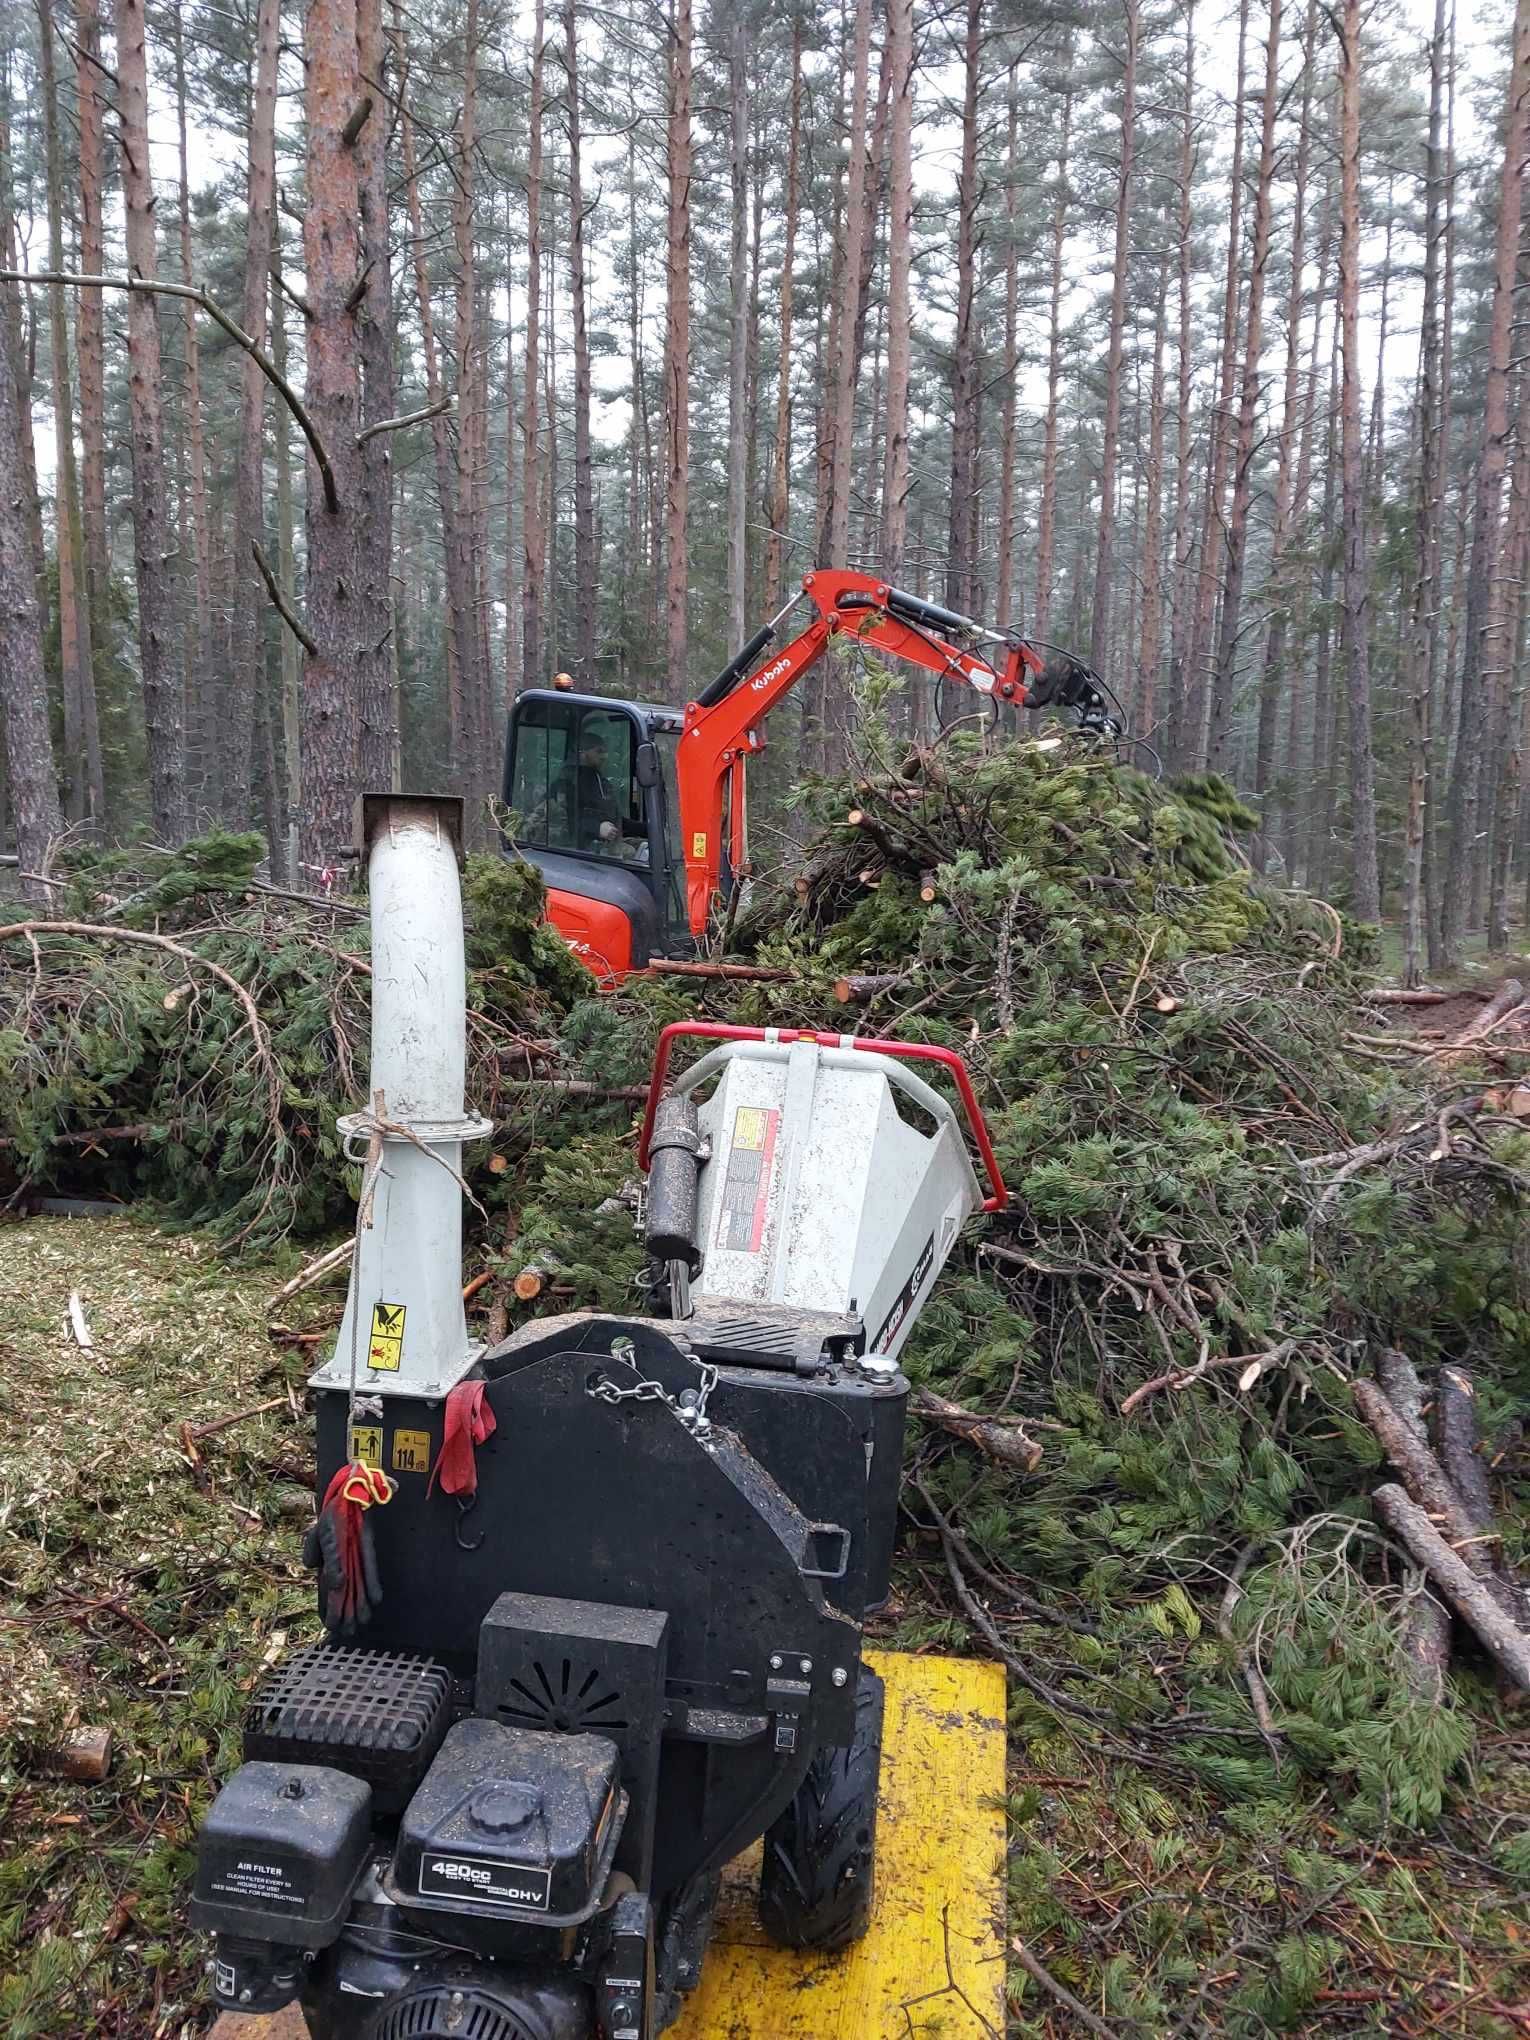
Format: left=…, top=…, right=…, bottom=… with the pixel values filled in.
left=418, top=1852, right=552, bottom=1910
left=716, top=1106, right=780, bottom=1253
left=367, top=1300, right=406, bottom=1371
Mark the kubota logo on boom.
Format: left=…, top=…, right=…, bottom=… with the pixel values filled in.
left=751, top=655, right=793, bottom=691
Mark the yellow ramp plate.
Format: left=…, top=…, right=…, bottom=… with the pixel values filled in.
left=672, top=1649, right=1007, bottom=2040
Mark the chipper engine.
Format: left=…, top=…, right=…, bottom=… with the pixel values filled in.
left=191, top=794, right=1006, bottom=2039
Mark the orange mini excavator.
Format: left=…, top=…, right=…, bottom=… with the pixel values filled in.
left=501, top=568, right=1118, bottom=978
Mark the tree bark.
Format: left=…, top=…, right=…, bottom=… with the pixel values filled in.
left=827, top=0, right=872, bottom=571
left=38, top=0, right=102, bottom=833
left=1373, top=1485, right=1530, bottom=1691
left=171, top=0, right=213, bottom=811
left=1208, top=0, right=1281, bottom=774
left=271, top=212, right=301, bottom=881
left=1033, top=57, right=1074, bottom=643
left=1443, top=0, right=1530, bottom=961
left=881, top=0, right=913, bottom=587
left=1137, top=276, right=1168, bottom=732
left=299, top=0, right=366, bottom=872
left=565, top=0, right=597, bottom=679
left=0, top=282, right=63, bottom=890
left=1335, top=0, right=1382, bottom=921
left=944, top=0, right=982, bottom=618
left=766, top=23, right=803, bottom=609
left=354, top=0, right=397, bottom=797
left=0, top=101, right=44, bottom=615
left=225, top=0, right=283, bottom=825
left=522, top=0, right=546, bottom=693
left=1166, top=5, right=1196, bottom=754
left=725, top=5, right=750, bottom=645
left=116, top=0, right=191, bottom=844
left=663, top=0, right=693, bottom=699
left=74, top=0, right=110, bottom=630
left=1089, top=0, right=1139, bottom=679
left=995, top=60, right=1021, bottom=625
left=1253, top=0, right=1316, bottom=868
left=1181, top=0, right=1249, bottom=771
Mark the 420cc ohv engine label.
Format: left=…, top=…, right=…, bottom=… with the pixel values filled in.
left=417, top=1851, right=552, bottom=1909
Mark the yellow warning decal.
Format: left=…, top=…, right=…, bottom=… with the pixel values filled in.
left=732, top=1107, right=769, bottom=1151
left=349, top=1424, right=383, bottom=1470
left=391, top=1427, right=431, bottom=1475
left=367, top=1300, right=405, bottom=1372
left=691, top=831, right=707, bottom=858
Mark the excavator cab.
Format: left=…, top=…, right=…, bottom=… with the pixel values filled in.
left=503, top=688, right=692, bottom=975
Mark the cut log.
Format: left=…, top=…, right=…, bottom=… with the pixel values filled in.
left=512, top=1260, right=561, bottom=1302
left=1435, top=1365, right=1498, bottom=1536
left=49, top=1725, right=113, bottom=1782
left=833, top=972, right=903, bottom=1005
left=1453, top=977, right=1525, bottom=1044
left=912, top=1387, right=1042, bottom=1472
left=1401, top=1587, right=1454, bottom=1703
left=1367, top=988, right=1452, bottom=1006
left=1373, top=1484, right=1530, bottom=1692
left=1375, top=1348, right=1429, bottom=1443
left=1351, top=1380, right=1483, bottom=1556
left=919, top=869, right=938, bottom=904
left=640, top=958, right=790, bottom=983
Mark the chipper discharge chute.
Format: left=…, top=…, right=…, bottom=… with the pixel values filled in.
left=191, top=793, right=1006, bottom=2040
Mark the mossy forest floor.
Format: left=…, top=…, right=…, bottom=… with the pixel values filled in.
left=1, top=1214, right=1526, bottom=2039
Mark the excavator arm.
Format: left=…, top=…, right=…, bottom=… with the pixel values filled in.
left=674, top=568, right=1108, bottom=939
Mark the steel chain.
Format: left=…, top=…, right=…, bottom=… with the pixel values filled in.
left=587, top=1345, right=719, bottom=1435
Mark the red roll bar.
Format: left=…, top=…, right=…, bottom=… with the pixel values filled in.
left=637, top=1021, right=1008, bottom=1213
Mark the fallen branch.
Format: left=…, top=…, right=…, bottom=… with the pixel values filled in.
left=1372, top=1484, right=1530, bottom=1691
left=251, top=538, right=318, bottom=655
left=1352, top=1379, right=1488, bottom=1561
left=1455, top=977, right=1525, bottom=1044
left=1120, top=1342, right=1296, bottom=1418
left=187, top=1395, right=288, bottom=1443
left=638, top=959, right=790, bottom=983
left=268, top=1240, right=352, bottom=1309
left=0, top=268, right=338, bottom=510
left=0, top=1122, right=157, bottom=1152
left=912, top=1386, right=1041, bottom=1472
left=834, top=971, right=906, bottom=1005
left=1010, top=1939, right=1125, bottom=2040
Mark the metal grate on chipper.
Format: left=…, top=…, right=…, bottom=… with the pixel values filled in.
left=244, top=1642, right=453, bottom=1812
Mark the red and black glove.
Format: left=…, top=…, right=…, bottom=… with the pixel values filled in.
left=302, top=1462, right=390, bottom=1634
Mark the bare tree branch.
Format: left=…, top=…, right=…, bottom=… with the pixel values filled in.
left=0, top=267, right=338, bottom=511
left=355, top=393, right=452, bottom=448
left=251, top=540, right=318, bottom=655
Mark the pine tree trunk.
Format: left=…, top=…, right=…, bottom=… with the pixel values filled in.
left=1138, top=278, right=1168, bottom=732
left=1166, top=5, right=1196, bottom=754
left=116, top=0, right=191, bottom=844
left=271, top=213, right=300, bottom=881
left=1336, top=0, right=1381, bottom=920
left=944, top=0, right=982, bottom=616
left=766, top=25, right=802, bottom=609
left=1209, top=0, right=1281, bottom=774
left=0, top=106, right=44, bottom=614
left=1426, top=1, right=1460, bottom=969
left=38, top=0, right=101, bottom=833
left=171, top=0, right=213, bottom=815
left=400, top=56, right=469, bottom=770
left=0, top=299, right=63, bottom=891
left=452, top=0, right=488, bottom=794
left=664, top=0, right=692, bottom=698
left=881, top=0, right=912, bottom=585
left=1252, top=0, right=1316, bottom=865
left=825, top=0, right=872, bottom=572
left=1089, top=0, right=1139, bottom=677
left=299, top=0, right=366, bottom=872
left=74, top=0, right=109, bottom=632
left=1033, top=58, right=1074, bottom=643
left=565, top=0, right=598, bottom=679
left=1443, top=0, right=1530, bottom=961
left=1403, top=0, right=1452, bottom=982
left=1181, top=0, right=1250, bottom=771
left=224, top=0, right=281, bottom=826
left=725, top=6, right=750, bottom=645
left=995, top=60, right=1021, bottom=624
left=354, top=0, right=396, bottom=797
left=522, top=0, right=545, bottom=692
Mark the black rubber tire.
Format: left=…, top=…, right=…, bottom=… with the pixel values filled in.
left=757, top=1665, right=884, bottom=1951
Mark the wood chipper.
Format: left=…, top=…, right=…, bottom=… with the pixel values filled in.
left=190, top=793, right=1007, bottom=2040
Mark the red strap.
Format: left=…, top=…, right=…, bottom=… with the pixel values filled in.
left=318, top=1465, right=367, bottom=1627
left=428, top=1381, right=497, bottom=1498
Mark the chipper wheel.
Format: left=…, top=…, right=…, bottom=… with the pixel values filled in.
left=758, top=1665, right=884, bottom=1951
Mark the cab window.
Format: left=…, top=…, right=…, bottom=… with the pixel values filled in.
left=509, top=700, right=642, bottom=859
